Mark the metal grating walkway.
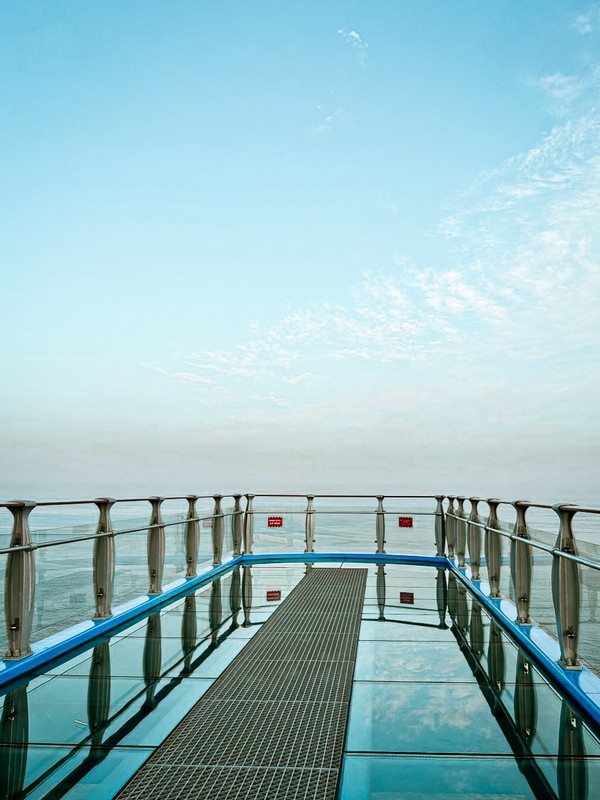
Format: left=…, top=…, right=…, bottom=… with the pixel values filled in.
left=117, top=567, right=367, bottom=800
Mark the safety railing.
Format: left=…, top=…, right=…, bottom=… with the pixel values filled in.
left=445, top=495, right=600, bottom=674
left=2, top=491, right=600, bottom=678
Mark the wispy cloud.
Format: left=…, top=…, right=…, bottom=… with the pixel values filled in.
left=530, top=72, right=585, bottom=115
left=337, top=27, right=369, bottom=66
left=573, top=3, right=600, bottom=34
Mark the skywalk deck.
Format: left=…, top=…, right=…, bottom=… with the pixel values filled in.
left=116, top=567, right=367, bottom=800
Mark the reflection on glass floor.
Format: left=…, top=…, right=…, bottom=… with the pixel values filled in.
left=1, top=561, right=599, bottom=799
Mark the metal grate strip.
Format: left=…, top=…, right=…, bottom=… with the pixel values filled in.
left=117, top=567, right=367, bottom=800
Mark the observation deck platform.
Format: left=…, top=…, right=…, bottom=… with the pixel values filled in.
left=2, top=492, right=600, bottom=798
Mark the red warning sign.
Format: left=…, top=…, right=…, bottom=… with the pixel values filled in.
left=268, top=516, right=283, bottom=528
left=266, top=590, right=281, bottom=601
left=400, top=592, right=415, bottom=605
left=398, top=516, right=413, bottom=528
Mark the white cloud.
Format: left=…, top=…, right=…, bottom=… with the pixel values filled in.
left=573, top=4, right=600, bottom=34
left=337, top=27, right=369, bottom=65
left=530, top=72, right=585, bottom=115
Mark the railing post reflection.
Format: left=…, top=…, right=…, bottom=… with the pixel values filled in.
left=143, top=613, right=162, bottom=709
left=375, top=496, right=385, bottom=555
left=4, top=500, right=36, bottom=659
left=184, top=495, right=199, bottom=577
left=209, top=578, right=223, bottom=644
left=0, top=683, right=29, bottom=798
left=456, top=497, right=467, bottom=568
left=93, top=498, right=116, bottom=619
left=447, top=571, right=459, bottom=624
left=243, top=495, right=254, bottom=555
left=446, top=496, right=456, bottom=558
left=181, top=595, right=197, bottom=674
left=376, top=564, right=386, bottom=620
left=552, top=504, right=581, bottom=669
left=87, top=641, right=111, bottom=759
left=468, top=498, right=482, bottom=581
left=558, top=701, right=587, bottom=800
left=510, top=501, right=533, bottom=625
left=305, top=495, right=315, bottom=553
left=485, top=498, right=502, bottom=599
left=232, top=495, right=243, bottom=557
left=147, top=497, right=165, bottom=595
left=435, top=568, right=448, bottom=628
left=211, top=495, right=224, bottom=566
left=514, top=652, right=537, bottom=746
left=456, top=580, right=469, bottom=638
left=229, top=566, right=242, bottom=628
left=469, top=600, right=484, bottom=661
left=434, top=495, right=445, bottom=556
left=242, top=565, right=253, bottom=627
left=488, top=620, right=505, bottom=697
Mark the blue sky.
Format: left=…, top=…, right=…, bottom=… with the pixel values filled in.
left=1, top=1, right=599, bottom=500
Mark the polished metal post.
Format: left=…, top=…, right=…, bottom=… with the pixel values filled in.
left=4, top=501, right=36, bottom=659
left=232, top=494, right=243, bottom=557
left=467, top=497, right=482, bottom=581
left=510, top=501, right=533, bottom=625
left=446, top=496, right=456, bottom=558
left=93, top=498, right=115, bottom=618
left=456, top=497, right=467, bottom=568
left=552, top=504, right=581, bottom=669
left=434, top=495, right=445, bottom=556
left=305, top=495, right=315, bottom=553
left=243, top=494, right=255, bottom=555
left=184, top=495, right=199, bottom=577
left=485, top=498, right=502, bottom=599
left=375, top=496, right=385, bottom=554
left=147, top=497, right=165, bottom=595
left=212, top=494, right=224, bottom=566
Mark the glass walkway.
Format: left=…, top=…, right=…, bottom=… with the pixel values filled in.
left=1, top=494, right=600, bottom=798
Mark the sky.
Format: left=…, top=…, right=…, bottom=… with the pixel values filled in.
left=1, top=1, right=599, bottom=502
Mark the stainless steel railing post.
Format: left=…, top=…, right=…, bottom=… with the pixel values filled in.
left=92, top=498, right=116, bottom=618
left=467, top=497, right=482, bottom=580
left=4, top=500, right=36, bottom=659
left=147, top=497, right=165, bottom=595
left=232, top=494, right=243, bottom=557
left=434, top=495, right=446, bottom=556
left=375, top=496, right=385, bottom=554
left=552, top=503, right=581, bottom=669
left=446, top=496, right=456, bottom=558
left=305, top=495, right=315, bottom=553
left=485, top=498, right=502, bottom=598
left=243, top=494, right=254, bottom=555
left=456, top=497, right=467, bottom=568
left=184, top=495, right=199, bottom=577
left=510, top=501, right=533, bottom=625
left=212, top=495, right=224, bottom=566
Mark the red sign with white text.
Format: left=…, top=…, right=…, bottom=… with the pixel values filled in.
left=400, top=592, right=415, bottom=605
left=398, top=516, right=413, bottom=528
left=266, top=590, right=281, bottom=601
left=268, top=516, right=283, bottom=528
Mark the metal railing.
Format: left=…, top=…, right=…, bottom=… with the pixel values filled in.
left=1, top=491, right=599, bottom=677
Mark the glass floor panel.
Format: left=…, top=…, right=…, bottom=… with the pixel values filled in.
left=1, top=560, right=600, bottom=799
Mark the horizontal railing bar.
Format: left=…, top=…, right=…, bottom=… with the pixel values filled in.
left=251, top=509, right=434, bottom=516
left=0, top=512, right=243, bottom=555
left=0, top=494, right=237, bottom=509
left=252, top=493, right=438, bottom=498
